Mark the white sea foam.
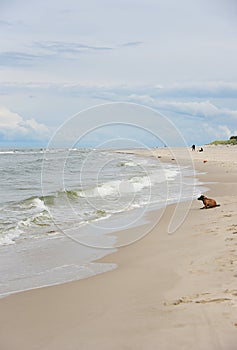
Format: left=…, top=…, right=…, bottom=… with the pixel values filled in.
left=164, top=168, right=179, bottom=180
left=31, top=198, right=49, bottom=212
left=78, top=175, right=152, bottom=199
left=130, top=176, right=151, bottom=192
left=0, top=228, right=23, bottom=245
left=124, top=161, right=137, bottom=167
left=0, top=151, right=16, bottom=155
left=117, top=160, right=137, bottom=167
left=0, top=198, right=51, bottom=246
left=97, top=180, right=121, bottom=197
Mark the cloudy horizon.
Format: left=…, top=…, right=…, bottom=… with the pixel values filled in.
left=0, top=0, right=237, bottom=147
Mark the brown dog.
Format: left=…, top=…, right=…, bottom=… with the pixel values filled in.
left=197, top=195, right=220, bottom=209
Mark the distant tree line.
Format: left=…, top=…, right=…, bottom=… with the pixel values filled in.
left=230, top=136, right=237, bottom=141
left=210, top=135, right=237, bottom=145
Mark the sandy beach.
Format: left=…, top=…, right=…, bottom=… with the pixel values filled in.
left=0, top=145, right=237, bottom=350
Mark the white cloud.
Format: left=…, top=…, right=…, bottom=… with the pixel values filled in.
left=1, top=80, right=237, bottom=145
left=202, top=123, right=233, bottom=140
left=218, top=125, right=232, bottom=138
left=126, top=97, right=220, bottom=118
left=0, top=106, right=50, bottom=141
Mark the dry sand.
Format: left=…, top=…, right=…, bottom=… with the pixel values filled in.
left=0, top=145, right=237, bottom=350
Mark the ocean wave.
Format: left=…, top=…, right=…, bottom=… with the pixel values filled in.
left=77, top=167, right=179, bottom=200
left=0, top=151, right=16, bottom=155
left=0, top=192, right=115, bottom=245
left=0, top=150, right=197, bottom=247
left=0, top=228, right=24, bottom=245
left=77, top=175, right=151, bottom=199
left=0, top=148, right=72, bottom=156
left=19, top=197, right=49, bottom=212
left=0, top=150, right=44, bottom=155
left=0, top=197, right=52, bottom=246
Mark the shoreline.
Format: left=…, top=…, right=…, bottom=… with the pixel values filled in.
left=0, top=147, right=204, bottom=300
left=0, top=146, right=237, bottom=349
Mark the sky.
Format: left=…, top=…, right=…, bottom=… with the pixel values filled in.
left=0, top=0, right=237, bottom=147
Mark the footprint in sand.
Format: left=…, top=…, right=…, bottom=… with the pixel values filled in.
left=225, top=237, right=234, bottom=241
left=227, top=224, right=237, bottom=231
left=165, top=290, right=237, bottom=307
left=166, top=296, right=231, bottom=306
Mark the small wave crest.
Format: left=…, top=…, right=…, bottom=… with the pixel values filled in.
left=0, top=228, right=23, bottom=245
left=0, top=197, right=51, bottom=246
left=78, top=175, right=152, bottom=199
left=30, top=197, right=49, bottom=212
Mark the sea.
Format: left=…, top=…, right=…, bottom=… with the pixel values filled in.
left=0, top=148, right=207, bottom=298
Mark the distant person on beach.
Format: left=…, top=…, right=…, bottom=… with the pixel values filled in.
left=191, top=144, right=195, bottom=151
left=199, top=147, right=203, bottom=152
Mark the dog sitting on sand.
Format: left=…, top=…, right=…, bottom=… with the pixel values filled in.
left=197, top=195, right=220, bottom=209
